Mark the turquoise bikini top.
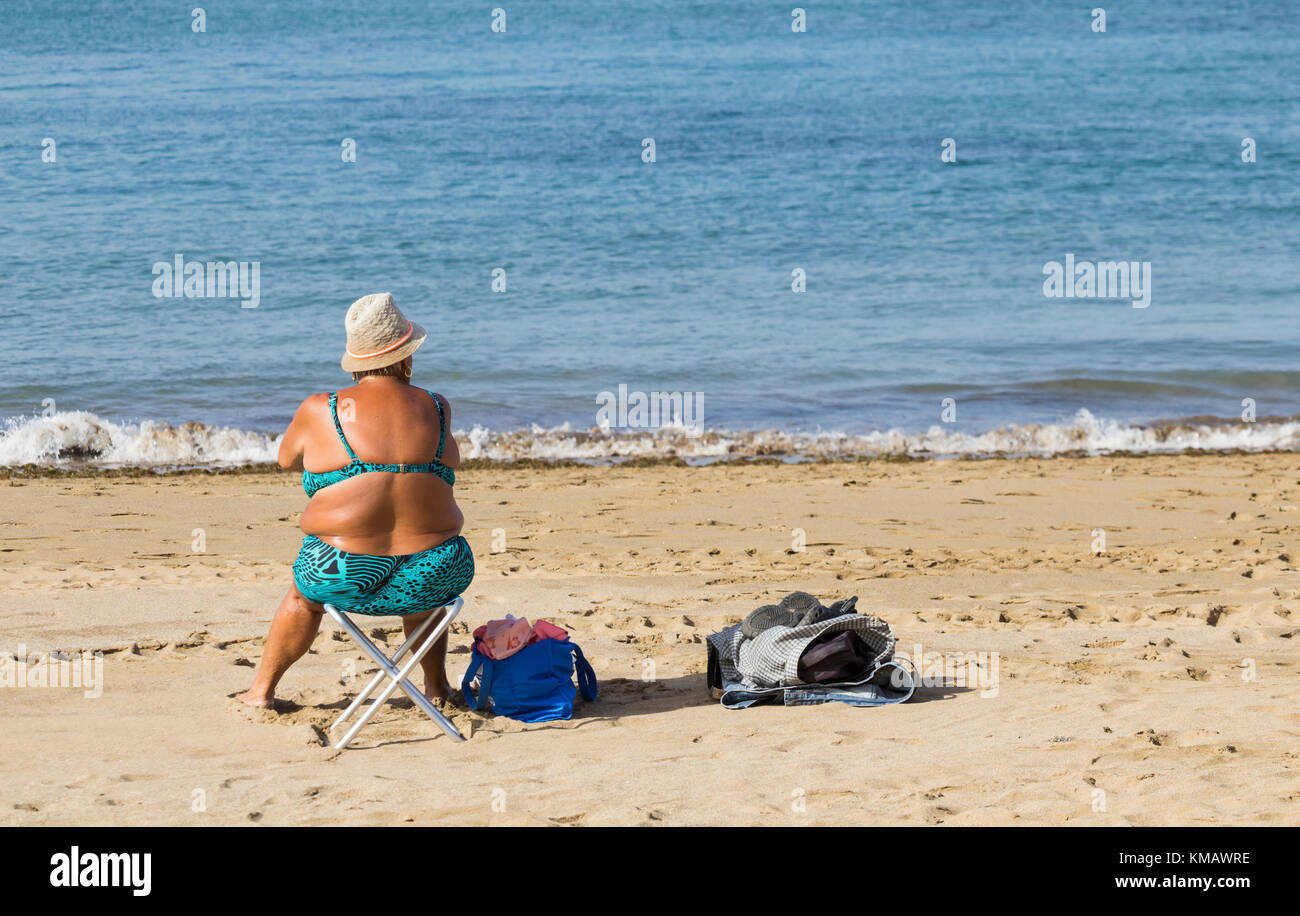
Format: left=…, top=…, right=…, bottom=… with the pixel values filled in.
left=302, top=390, right=455, bottom=497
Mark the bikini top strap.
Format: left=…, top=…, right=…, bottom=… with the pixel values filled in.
left=328, top=392, right=358, bottom=460
left=428, top=390, right=446, bottom=460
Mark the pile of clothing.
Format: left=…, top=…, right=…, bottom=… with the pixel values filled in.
left=706, top=592, right=915, bottom=709
left=471, top=615, right=570, bottom=659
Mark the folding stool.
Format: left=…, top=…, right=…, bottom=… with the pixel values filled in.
left=323, top=596, right=466, bottom=748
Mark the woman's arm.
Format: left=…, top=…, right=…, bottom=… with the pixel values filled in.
left=277, top=394, right=326, bottom=470
left=434, top=393, right=460, bottom=468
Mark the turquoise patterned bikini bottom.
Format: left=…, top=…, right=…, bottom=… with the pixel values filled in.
left=293, top=534, right=474, bottom=616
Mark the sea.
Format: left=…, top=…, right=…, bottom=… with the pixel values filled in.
left=2, top=0, right=1298, bottom=466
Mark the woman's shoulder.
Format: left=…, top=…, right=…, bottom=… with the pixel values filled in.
left=425, top=389, right=451, bottom=416
left=288, top=392, right=336, bottom=427
left=297, top=391, right=333, bottom=412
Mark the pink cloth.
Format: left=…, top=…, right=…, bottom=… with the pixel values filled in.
left=472, top=616, right=569, bottom=660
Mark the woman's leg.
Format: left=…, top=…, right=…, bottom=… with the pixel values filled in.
left=238, top=581, right=324, bottom=708
left=401, top=608, right=452, bottom=701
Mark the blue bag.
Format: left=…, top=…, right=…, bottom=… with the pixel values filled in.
left=461, top=638, right=597, bottom=723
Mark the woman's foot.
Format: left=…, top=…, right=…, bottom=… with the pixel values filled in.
left=238, top=687, right=277, bottom=709
left=424, top=679, right=454, bottom=702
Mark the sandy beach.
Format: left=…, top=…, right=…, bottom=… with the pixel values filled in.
left=1, top=454, right=1296, bottom=826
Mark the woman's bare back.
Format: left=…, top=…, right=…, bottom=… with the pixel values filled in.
left=289, top=378, right=464, bottom=555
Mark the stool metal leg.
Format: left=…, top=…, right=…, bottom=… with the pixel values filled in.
left=329, top=602, right=463, bottom=747
left=324, top=598, right=465, bottom=748
left=332, top=609, right=440, bottom=732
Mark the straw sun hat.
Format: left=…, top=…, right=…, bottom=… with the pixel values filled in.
left=340, top=292, right=427, bottom=373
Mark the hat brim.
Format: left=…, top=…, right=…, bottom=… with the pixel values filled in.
left=340, top=321, right=428, bottom=373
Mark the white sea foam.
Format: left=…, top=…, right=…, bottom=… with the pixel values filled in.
left=3, top=408, right=1298, bottom=469
left=458, top=409, right=1300, bottom=462
left=0, top=412, right=280, bottom=468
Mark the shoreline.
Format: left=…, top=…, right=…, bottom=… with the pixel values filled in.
left=5, top=445, right=1300, bottom=479
left=5, top=408, right=1300, bottom=471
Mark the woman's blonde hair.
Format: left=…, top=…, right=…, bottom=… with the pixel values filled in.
left=352, top=356, right=412, bottom=382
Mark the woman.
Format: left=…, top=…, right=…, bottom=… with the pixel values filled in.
left=239, top=292, right=473, bottom=709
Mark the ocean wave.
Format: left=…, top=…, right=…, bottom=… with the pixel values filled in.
left=3, top=409, right=1299, bottom=469
left=0, top=412, right=280, bottom=468
left=459, top=410, right=1300, bottom=462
